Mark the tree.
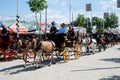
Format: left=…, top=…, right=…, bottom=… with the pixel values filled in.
left=27, top=0, right=47, bottom=38
left=74, top=14, right=87, bottom=27
left=72, top=14, right=93, bottom=33
left=105, top=12, right=119, bottom=29
left=92, top=17, right=104, bottom=32
left=87, top=26, right=92, bottom=33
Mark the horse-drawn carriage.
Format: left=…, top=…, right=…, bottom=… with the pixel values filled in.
left=49, top=32, right=82, bottom=63
left=14, top=31, right=82, bottom=68
left=5, top=26, right=82, bottom=68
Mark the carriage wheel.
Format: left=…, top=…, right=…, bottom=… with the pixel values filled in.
left=63, top=48, right=70, bottom=63
left=75, top=44, right=82, bottom=59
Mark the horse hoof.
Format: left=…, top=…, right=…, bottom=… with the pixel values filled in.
left=53, top=62, right=56, bottom=64
left=35, top=66, right=41, bottom=69
left=38, top=66, right=41, bottom=68
left=27, top=61, right=29, bottom=62
left=35, top=67, right=38, bottom=69
left=32, top=63, right=34, bottom=65
left=23, top=65, right=27, bottom=68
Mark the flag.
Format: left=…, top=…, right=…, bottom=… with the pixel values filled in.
left=117, top=0, right=120, bottom=8
left=86, top=3, right=92, bottom=11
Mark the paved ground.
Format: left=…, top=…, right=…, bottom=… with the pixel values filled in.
left=0, top=44, right=120, bottom=80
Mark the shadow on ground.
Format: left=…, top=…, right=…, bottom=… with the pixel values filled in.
left=0, top=63, right=36, bottom=75
left=100, top=75, right=120, bottom=80
left=71, top=66, right=120, bottom=72
left=0, top=57, right=65, bottom=75
left=100, top=58, right=120, bottom=63
left=118, top=48, right=120, bottom=50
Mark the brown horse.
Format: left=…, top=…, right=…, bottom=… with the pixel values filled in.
left=12, top=38, right=33, bottom=67
left=34, top=40, right=56, bottom=68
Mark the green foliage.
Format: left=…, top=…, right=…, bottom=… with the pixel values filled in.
left=27, top=0, right=47, bottom=13
left=92, top=17, right=104, bottom=32
left=105, top=12, right=119, bottom=29
left=87, top=26, right=92, bottom=33
left=27, top=0, right=48, bottom=39
left=74, top=14, right=87, bottom=27
left=96, top=27, right=103, bottom=32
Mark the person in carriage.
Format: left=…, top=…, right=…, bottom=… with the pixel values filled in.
left=48, top=21, right=58, bottom=40
left=56, top=23, right=67, bottom=34
left=67, top=26, right=76, bottom=46
left=0, top=25, right=9, bottom=49
left=55, top=23, right=67, bottom=48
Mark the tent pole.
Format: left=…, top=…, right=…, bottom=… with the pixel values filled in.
left=16, top=0, right=20, bottom=38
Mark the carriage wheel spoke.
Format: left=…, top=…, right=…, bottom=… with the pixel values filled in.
left=63, top=48, right=70, bottom=63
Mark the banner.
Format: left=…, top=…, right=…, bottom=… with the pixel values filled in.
left=104, top=12, right=109, bottom=19
left=117, top=0, right=120, bottom=8
left=86, top=3, right=92, bottom=11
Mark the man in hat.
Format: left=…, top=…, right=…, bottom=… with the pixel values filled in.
left=50, top=21, right=57, bottom=34
left=56, top=23, right=67, bottom=34
left=48, top=21, right=58, bottom=40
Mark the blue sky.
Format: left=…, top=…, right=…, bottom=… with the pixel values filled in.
left=0, top=0, right=120, bottom=24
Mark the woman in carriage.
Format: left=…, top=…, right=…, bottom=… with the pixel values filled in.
left=67, top=26, right=76, bottom=46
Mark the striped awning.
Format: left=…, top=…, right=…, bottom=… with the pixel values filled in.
left=7, top=21, right=32, bottom=34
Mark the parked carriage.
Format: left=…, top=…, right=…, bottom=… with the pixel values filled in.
left=0, top=28, right=15, bottom=61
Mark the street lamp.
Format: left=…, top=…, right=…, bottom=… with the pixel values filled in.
left=69, top=0, right=71, bottom=24
left=45, top=0, right=48, bottom=39
left=17, top=0, right=19, bottom=16
left=45, top=0, right=48, bottom=24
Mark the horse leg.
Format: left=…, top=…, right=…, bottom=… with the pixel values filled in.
left=92, top=43, right=96, bottom=54
left=98, top=44, right=101, bottom=52
left=49, top=52, right=55, bottom=66
left=86, top=45, right=89, bottom=55
left=30, top=50, right=36, bottom=65
left=103, top=43, right=106, bottom=51
left=23, top=50, right=28, bottom=68
left=35, top=50, right=42, bottom=69
left=52, top=52, right=56, bottom=64
left=33, top=50, right=36, bottom=62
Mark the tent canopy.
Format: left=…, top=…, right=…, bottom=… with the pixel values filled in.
left=7, top=21, right=32, bottom=34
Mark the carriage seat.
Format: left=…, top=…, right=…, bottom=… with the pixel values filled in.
left=62, top=35, right=76, bottom=47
